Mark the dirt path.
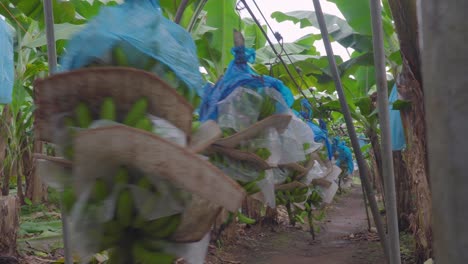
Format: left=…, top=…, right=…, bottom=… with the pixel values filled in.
left=207, top=186, right=385, bottom=264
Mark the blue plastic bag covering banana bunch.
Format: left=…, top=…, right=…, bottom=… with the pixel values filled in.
left=332, top=137, right=354, bottom=175
left=199, top=46, right=294, bottom=122
left=296, top=98, right=333, bottom=160
left=59, top=0, right=203, bottom=105
left=0, top=19, right=14, bottom=104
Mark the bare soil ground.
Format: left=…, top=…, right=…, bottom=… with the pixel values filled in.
left=206, top=186, right=386, bottom=264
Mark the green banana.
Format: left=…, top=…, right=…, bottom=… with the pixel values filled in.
left=300, top=187, right=309, bottom=195
left=140, top=238, right=167, bottom=252
left=259, top=96, right=276, bottom=120
left=134, top=215, right=170, bottom=231
left=279, top=196, right=287, bottom=205
left=293, top=194, right=307, bottom=202
left=191, top=121, right=201, bottom=134
left=138, top=214, right=180, bottom=234
left=257, top=171, right=266, bottom=181
left=143, top=58, right=158, bottom=71
left=63, top=117, right=76, bottom=127
left=112, top=45, right=129, bottom=66
left=295, top=214, right=305, bottom=225
left=192, top=95, right=201, bottom=108
left=100, top=97, right=117, bottom=121
left=222, top=128, right=236, bottom=137
left=255, top=148, right=272, bottom=160
left=148, top=214, right=182, bottom=239
left=135, top=116, right=153, bottom=132
left=237, top=211, right=256, bottom=225
left=136, top=176, right=153, bottom=190
left=115, top=166, right=130, bottom=184
left=99, top=230, right=121, bottom=250
left=132, top=242, right=176, bottom=264
left=92, top=178, right=109, bottom=202
left=242, top=181, right=259, bottom=194
left=75, top=102, right=93, bottom=128
left=116, top=189, right=134, bottom=227
left=123, top=98, right=149, bottom=127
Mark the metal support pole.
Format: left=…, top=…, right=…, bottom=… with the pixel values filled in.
left=311, top=0, right=390, bottom=261
left=43, top=1, right=71, bottom=264
left=43, top=0, right=57, bottom=73
left=369, top=0, right=402, bottom=263
left=174, top=0, right=189, bottom=24
left=361, top=181, right=372, bottom=231
left=421, top=0, right=468, bottom=263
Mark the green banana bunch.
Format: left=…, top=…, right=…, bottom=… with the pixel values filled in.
left=115, top=166, right=130, bottom=184
left=135, top=117, right=154, bottom=132
left=254, top=148, right=272, bottom=160
left=222, top=128, right=236, bottom=138
left=92, top=178, right=109, bottom=202
left=123, top=97, right=149, bottom=127
left=83, top=167, right=184, bottom=262
left=111, top=45, right=129, bottom=67
left=275, top=191, right=288, bottom=205
left=132, top=242, right=176, bottom=264
left=75, top=102, right=93, bottom=128
left=237, top=211, right=256, bottom=225
left=100, top=97, right=117, bottom=121
left=258, top=96, right=276, bottom=120
left=191, top=121, right=201, bottom=134
left=242, top=181, right=260, bottom=194
left=116, top=188, right=134, bottom=227
left=240, top=171, right=266, bottom=195
left=309, top=189, right=322, bottom=205
left=144, top=214, right=182, bottom=240
left=294, top=213, right=306, bottom=225
left=143, top=58, right=159, bottom=72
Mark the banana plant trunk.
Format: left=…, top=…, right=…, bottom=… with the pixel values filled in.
left=421, top=0, right=468, bottom=262
left=388, top=0, right=432, bottom=261
left=0, top=195, right=19, bottom=256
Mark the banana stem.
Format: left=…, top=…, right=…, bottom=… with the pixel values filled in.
left=307, top=210, right=315, bottom=240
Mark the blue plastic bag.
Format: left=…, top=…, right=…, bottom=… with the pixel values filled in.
left=298, top=99, right=333, bottom=160
left=332, top=137, right=354, bottom=174
left=199, top=46, right=294, bottom=122
left=0, top=19, right=14, bottom=104
left=389, top=84, right=406, bottom=150
left=60, top=0, right=203, bottom=97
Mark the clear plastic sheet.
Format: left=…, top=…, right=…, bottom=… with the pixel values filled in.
left=69, top=171, right=191, bottom=259
left=40, top=115, right=215, bottom=261
left=211, top=155, right=261, bottom=183
left=217, top=87, right=263, bottom=132
left=277, top=115, right=322, bottom=165
left=257, top=171, right=276, bottom=207
left=216, top=87, right=322, bottom=166
left=270, top=168, right=291, bottom=185
left=300, top=160, right=326, bottom=186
